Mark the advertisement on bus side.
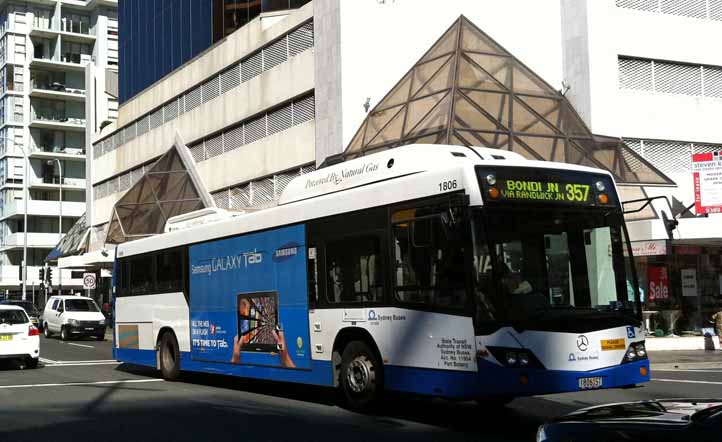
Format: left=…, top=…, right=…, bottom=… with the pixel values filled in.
left=188, top=224, right=311, bottom=369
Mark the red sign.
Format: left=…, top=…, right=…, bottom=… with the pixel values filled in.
left=692, top=152, right=722, bottom=214
left=647, top=266, right=669, bottom=301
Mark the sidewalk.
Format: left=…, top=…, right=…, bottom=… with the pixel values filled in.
left=649, top=349, right=722, bottom=370
left=645, top=335, right=720, bottom=351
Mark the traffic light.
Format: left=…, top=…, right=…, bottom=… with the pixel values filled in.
left=39, top=268, right=45, bottom=282
left=46, top=267, right=53, bottom=283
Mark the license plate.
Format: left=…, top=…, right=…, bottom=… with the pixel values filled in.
left=0, top=335, right=12, bottom=341
left=578, top=376, right=603, bottom=390
left=85, top=327, right=94, bottom=331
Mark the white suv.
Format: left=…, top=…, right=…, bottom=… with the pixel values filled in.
left=0, top=304, right=40, bottom=368
left=43, top=296, right=106, bottom=341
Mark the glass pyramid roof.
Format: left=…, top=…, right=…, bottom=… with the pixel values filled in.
left=105, top=142, right=210, bottom=244
left=345, top=16, right=673, bottom=186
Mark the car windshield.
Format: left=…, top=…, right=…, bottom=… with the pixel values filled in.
left=473, top=208, right=637, bottom=322
left=0, top=309, right=29, bottom=324
left=64, top=299, right=100, bottom=312
left=691, top=404, right=722, bottom=423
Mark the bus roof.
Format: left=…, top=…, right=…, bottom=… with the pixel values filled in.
left=116, top=144, right=616, bottom=258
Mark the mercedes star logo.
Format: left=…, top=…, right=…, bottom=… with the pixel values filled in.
left=577, top=335, right=589, bottom=352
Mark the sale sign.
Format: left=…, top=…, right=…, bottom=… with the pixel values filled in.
left=647, top=266, right=669, bottom=301
left=693, top=152, right=722, bottom=214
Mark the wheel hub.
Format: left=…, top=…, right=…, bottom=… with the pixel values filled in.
left=347, top=357, right=372, bottom=393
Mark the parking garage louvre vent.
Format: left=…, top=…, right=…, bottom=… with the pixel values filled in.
left=204, top=134, right=224, bottom=159
left=164, top=99, right=178, bottom=123
left=660, top=0, right=707, bottom=18
left=230, top=186, right=250, bottom=209
left=703, top=66, right=722, bottom=97
left=202, top=76, right=220, bottom=103
left=150, top=108, right=164, bottom=130
left=185, top=85, right=202, bottom=112
left=212, top=190, right=230, bottom=209
left=711, top=0, right=722, bottom=19
left=267, top=105, right=293, bottom=135
left=224, top=125, right=244, bottom=152
left=289, top=21, right=314, bottom=56
left=616, top=0, right=659, bottom=12
left=220, top=64, right=241, bottom=94
left=654, top=61, right=702, bottom=95
left=263, top=37, right=288, bottom=71
left=618, top=58, right=653, bottom=91
left=137, top=115, right=149, bottom=136
left=245, top=116, right=267, bottom=144
left=293, top=95, right=315, bottom=124
left=189, top=144, right=205, bottom=163
left=242, top=52, right=263, bottom=83
left=118, top=172, right=130, bottom=192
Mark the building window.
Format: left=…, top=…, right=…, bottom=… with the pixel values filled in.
left=616, top=0, right=722, bottom=21
left=213, top=0, right=311, bottom=42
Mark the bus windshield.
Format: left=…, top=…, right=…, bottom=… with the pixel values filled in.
left=473, top=207, right=637, bottom=323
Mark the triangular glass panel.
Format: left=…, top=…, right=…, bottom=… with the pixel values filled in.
left=454, top=130, right=509, bottom=150
left=147, top=172, right=200, bottom=202
left=345, top=121, right=367, bottom=156
left=412, top=132, right=446, bottom=145
left=407, top=93, right=452, bottom=138
left=518, top=96, right=561, bottom=130
left=375, top=74, right=412, bottom=111
left=419, top=21, right=459, bottom=64
left=559, top=103, right=592, bottom=138
left=367, top=106, right=406, bottom=147
left=404, top=91, right=447, bottom=137
left=454, top=92, right=506, bottom=132
left=116, top=203, right=166, bottom=237
left=566, top=139, right=611, bottom=172
left=105, top=211, right=125, bottom=244
left=510, top=137, right=543, bottom=160
left=410, top=54, right=452, bottom=98
left=512, top=62, right=556, bottom=96
left=121, top=175, right=156, bottom=206
left=619, top=185, right=658, bottom=221
left=461, top=90, right=509, bottom=129
left=364, top=105, right=404, bottom=145
left=460, top=17, right=506, bottom=55
left=616, top=141, right=674, bottom=185
left=465, top=53, right=510, bottom=88
left=458, top=56, right=505, bottom=91
left=512, top=97, right=557, bottom=136
left=160, top=200, right=204, bottom=220
left=516, top=135, right=565, bottom=162
left=450, top=133, right=469, bottom=146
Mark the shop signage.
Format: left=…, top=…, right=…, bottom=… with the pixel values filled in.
left=675, top=245, right=703, bottom=255
left=693, top=152, right=722, bottom=214
left=647, top=266, right=669, bottom=301
left=629, top=240, right=667, bottom=257
left=681, top=268, right=697, bottom=297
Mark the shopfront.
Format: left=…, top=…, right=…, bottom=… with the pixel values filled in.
left=631, top=239, right=722, bottom=334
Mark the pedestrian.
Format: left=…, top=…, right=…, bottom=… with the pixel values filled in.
left=712, top=309, right=722, bottom=346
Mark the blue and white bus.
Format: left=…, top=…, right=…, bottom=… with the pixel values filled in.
left=113, top=144, right=649, bottom=410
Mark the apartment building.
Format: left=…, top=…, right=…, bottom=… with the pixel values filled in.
left=0, top=0, right=117, bottom=299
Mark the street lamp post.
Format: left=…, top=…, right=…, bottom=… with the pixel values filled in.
left=48, top=159, right=62, bottom=294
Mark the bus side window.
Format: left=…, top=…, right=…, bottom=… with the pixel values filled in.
left=325, top=235, right=384, bottom=304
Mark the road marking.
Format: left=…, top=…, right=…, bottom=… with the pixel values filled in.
left=653, top=378, right=722, bottom=385
left=0, top=379, right=164, bottom=390
left=66, top=342, right=94, bottom=349
left=39, top=357, right=57, bottom=364
left=43, top=361, right=120, bottom=367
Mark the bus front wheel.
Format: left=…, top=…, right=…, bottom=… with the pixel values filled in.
left=159, top=332, right=181, bottom=381
left=340, top=340, right=382, bottom=412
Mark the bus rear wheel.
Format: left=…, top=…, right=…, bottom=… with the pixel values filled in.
left=159, top=332, right=181, bottom=381
left=340, top=340, right=382, bottom=412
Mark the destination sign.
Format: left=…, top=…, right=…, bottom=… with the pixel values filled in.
left=499, top=179, right=592, bottom=204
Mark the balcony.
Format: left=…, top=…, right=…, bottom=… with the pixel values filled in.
left=30, top=176, right=86, bottom=190
left=1, top=232, right=61, bottom=250
left=0, top=199, right=86, bottom=220
left=29, top=144, right=86, bottom=161
left=30, top=58, right=89, bottom=73
left=30, top=111, right=86, bottom=132
left=29, top=82, right=86, bottom=102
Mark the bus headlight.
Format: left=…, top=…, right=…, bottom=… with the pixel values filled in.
left=626, top=349, right=637, bottom=360
left=519, top=353, right=530, bottom=366
left=486, top=174, right=497, bottom=185
left=635, top=342, right=646, bottom=358
left=595, top=180, right=606, bottom=192
left=506, top=352, right=518, bottom=366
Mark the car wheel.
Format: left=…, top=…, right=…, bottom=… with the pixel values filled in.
left=96, top=334, right=105, bottom=341
left=159, top=332, right=181, bottom=381
left=26, top=357, right=38, bottom=369
left=60, top=326, right=68, bottom=341
left=339, top=340, right=383, bottom=412
left=43, top=323, right=52, bottom=338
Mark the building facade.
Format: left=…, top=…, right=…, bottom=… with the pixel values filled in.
left=81, top=0, right=722, bottom=330
left=0, top=0, right=117, bottom=299
left=561, top=0, right=722, bottom=330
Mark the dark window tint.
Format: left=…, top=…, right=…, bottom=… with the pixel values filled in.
left=129, top=254, right=154, bottom=294
left=326, top=235, right=384, bottom=303
left=392, top=209, right=468, bottom=309
left=51, top=299, right=60, bottom=310
left=156, top=249, right=183, bottom=292
left=0, top=310, right=28, bottom=324
left=64, top=299, right=100, bottom=312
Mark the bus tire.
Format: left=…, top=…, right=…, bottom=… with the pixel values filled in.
left=340, top=340, right=383, bottom=412
left=159, top=332, right=181, bottom=381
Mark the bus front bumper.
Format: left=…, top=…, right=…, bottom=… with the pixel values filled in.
left=475, top=358, right=651, bottom=398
